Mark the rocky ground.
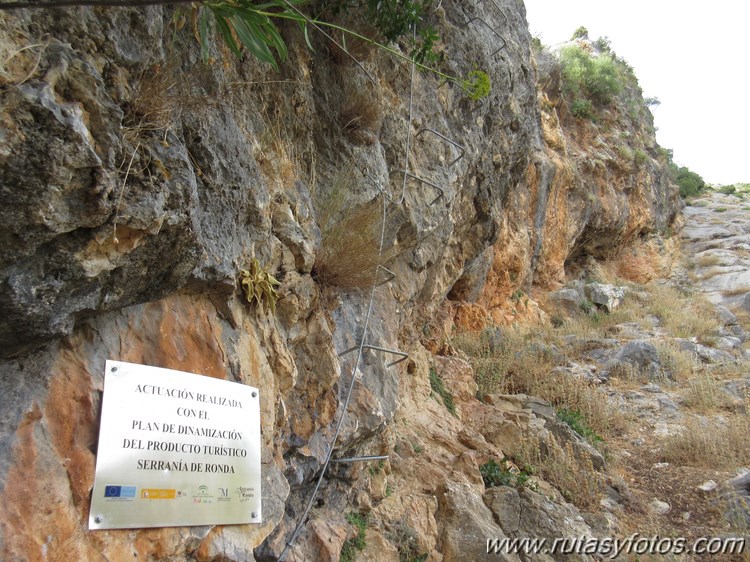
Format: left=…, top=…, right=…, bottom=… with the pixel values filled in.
left=681, top=192, right=750, bottom=309
left=325, top=189, right=750, bottom=562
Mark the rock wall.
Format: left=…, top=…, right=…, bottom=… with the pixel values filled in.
left=468, top=44, right=682, bottom=326
left=0, top=3, right=679, bottom=561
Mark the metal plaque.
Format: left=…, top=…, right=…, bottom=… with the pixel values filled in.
left=89, top=360, right=262, bottom=529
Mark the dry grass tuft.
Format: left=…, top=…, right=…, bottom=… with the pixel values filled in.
left=682, top=373, right=727, bottom=412
left=314, top=196, right=386, bottom=288
left=722, top=287, right=750, bottom=298
left=255, top=111, right=301, bottom=188
left=695, top=253, right=724, bottom=268
left=661, top=415, right=750, bottom=469
left=607, top=361, right=646, bottom=383
left=454, top=328, right=626, bottom=438
left=655, top=341, right=698, bottom=382
left=339, top=80, right=382, bottom=143
left=646, top=284, right=719, bottom=341
left=312, top=162, right=414, bottom=289
left=124, top=65, right=180, bottom=138
left=519, top=435, right=603, bottom=511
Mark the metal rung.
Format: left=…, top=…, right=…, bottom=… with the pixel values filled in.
left=396, top=170, right=445, bottom=206
left=416, top=128, right=466, bottom=167
left=338, top=344, right=408, bottom=367
left=462, top=17, right=507, bottom=57
left=330, top=455, right=389, bottom=464
left=477, top=0, right=509, bottom=27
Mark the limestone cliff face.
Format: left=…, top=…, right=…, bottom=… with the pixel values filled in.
left=0, top=5, right=678, bottom=561
left=470, top=44, right=682, bottom=326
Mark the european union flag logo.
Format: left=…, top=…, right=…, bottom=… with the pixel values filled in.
left=104, top=486, right=135, bottom=498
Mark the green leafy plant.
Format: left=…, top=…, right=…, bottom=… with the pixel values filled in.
left=462, top=69, right=491, bottom=101
left=429, top=368, right=456, bottom=416
left=366, top=0, right=430, bottom=42
left=410, top=26, right=441, bottom=65
left=480, top=458, right=534, bottom=489
left=197, top=0, right=308, bottom=69
left=556, top=408, right=603, bottom=445
left=569, top=98, right=593, bottom=119
left=240, top=258, right=281, bottom=312
left=194, top=0, right=490, bottom=100
left=341, top=512, right=368, bottom=562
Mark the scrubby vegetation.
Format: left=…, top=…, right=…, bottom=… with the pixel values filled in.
left=453, top=327, right=625, bottom=438
left=671, top=162, right=707, bottom=198
left=557, top=407, right=603, bottom=445
left=480, top=458, right=534, bottom=489
left=340, top=512, right=368, bottom=562
left=559, top=44, right=622, bottom=110
left=186, top=0, right=492, bottom=99
left=429, top=368, right=456, bottom=416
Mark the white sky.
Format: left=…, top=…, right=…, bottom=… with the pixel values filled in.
left=522, top=0, right=750, bottom=185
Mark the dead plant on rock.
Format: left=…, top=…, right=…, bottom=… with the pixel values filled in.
left=312, top=161, right=414, bottom=289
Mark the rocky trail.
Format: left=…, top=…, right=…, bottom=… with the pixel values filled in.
left=339, top=191, right=750, bottom=562
left=681, top=193, right=750, bottom=310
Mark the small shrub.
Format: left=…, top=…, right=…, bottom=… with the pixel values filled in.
left=531, top=36, right=543, bottom=54
left=480, top=458, right=534, bottom=489
left=559, top=44, right=622, bottom=108
left=671, top=163, right=706, bottom=198
left=618, top=145, right=634, bottom=162
left=593, top=36, right=611, bottom=52
left=387, top=520, right=427, bottom=562
left=578, top=299, right=595, bottom=315
left=633, top=149, right=648, bottom=166
left=719, top=185, right=737, bottom=195
left=571, top=26, right=588, bottom=40
left=556, top=408, right=603, bottom=444
left=570, top=98, right=594, bottom=119
left=341, top=512, right=368, bottom=562
left=366, top=0, right=431, bottom=43
left=715, top=207, right=728, bottom=213
left=429, top=368, right=456, bottom=416
left=519, top=436, right=602, bottom=510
